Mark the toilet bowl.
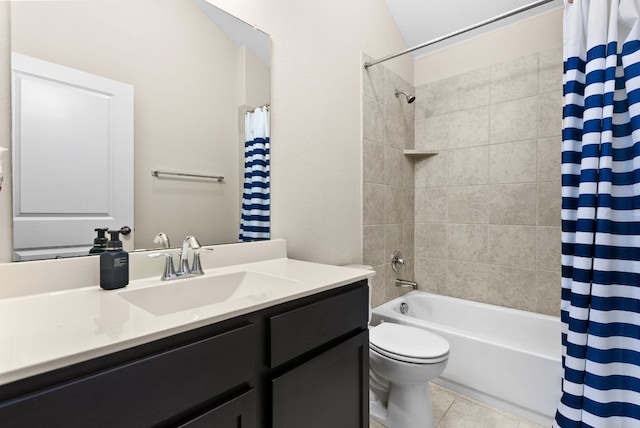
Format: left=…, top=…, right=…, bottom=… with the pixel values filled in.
left=369, top=322, right=450, bottom=428
left=340, top=264, right=450, bottom=428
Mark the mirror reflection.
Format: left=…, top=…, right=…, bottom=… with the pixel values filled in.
left=7, top=0, right=270, bottom=261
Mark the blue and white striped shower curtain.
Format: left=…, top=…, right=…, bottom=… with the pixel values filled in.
left=239, top=106, right=270, bottom=242
left=556, top=0, right=640, bottom=426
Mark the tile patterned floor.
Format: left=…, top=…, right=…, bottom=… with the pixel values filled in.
left=370, top=383, right=546, bottom=428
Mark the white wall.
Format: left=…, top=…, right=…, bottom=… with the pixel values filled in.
left=208, top=0, right=412, bottom=264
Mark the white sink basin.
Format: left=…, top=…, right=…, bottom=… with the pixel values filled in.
left=119, top=271, right=299, bottom=316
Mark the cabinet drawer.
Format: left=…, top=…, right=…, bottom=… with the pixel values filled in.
left=179, top=389, right=256, bottom=428
left=0, top=323, right=257, bottom=428
left=269, top=283, right=368, bottom=367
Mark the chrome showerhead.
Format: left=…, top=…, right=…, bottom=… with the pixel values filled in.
left=394, top=89, right=416, bottom=104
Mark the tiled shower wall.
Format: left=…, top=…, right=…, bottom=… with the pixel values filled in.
left=362, top=46, right=562, bottom=316
left=412, top=47, right=563, bottom=316
left=362, top=55, right=416, bottom=307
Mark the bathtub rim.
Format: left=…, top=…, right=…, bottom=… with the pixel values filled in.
left=372, top=291, right=561, bottom=361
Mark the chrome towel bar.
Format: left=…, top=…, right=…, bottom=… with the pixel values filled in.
left=151, top=169, right=224, bottom=182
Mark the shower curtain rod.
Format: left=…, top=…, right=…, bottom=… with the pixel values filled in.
left=364, top=0, right=556, bottom=69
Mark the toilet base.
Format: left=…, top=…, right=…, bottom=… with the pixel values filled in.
left=370, top=383, right=434, bottom=428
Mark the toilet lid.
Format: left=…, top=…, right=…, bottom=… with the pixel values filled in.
left=370, top=323, right=449, bottom=362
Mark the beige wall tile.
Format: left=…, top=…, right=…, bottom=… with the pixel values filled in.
left=488, top=265, right=537, bottom=311
left=365, top=49, right=564, bottom=316
left=446, top=261, right=490, bottom=302
left=415, top=151, right=448, bottom=188
left=448, top=67, right=491, bottom=112
left=491, top=52, right=539, bottom=104
left=415, top=115, right=449, bottom=151
left=384, top=185, right=404, bottom=224
left=538, top=90, right=562, bottom=138
left=403, top=187, right=415, bottom=224
left=364, top=183, right=385, bottom=225
left=447, top=185, right=490, bottom=224
left=537, top=136, right=561, bottom=181
left=384, top=108, right=405, bottom=148
left=535, top=270, right=561, bottom=316
left=403, top=155, right=415, bottom=189
left=489, top=183, right=538, bottom=225
left=415, top=79, right=450, bottom=118
left=385, top=223, right=403, bottom=260
left=488, top=225, right=537, bottom=268
left=414, top=257, right=446, bottom=293
left=404, top=113, right=415, bottom=149
left=489, top=139, right=537, bottom=184
left=363, top=95, right=384, bottom=143
left=448, top=146, right=489, bottom=186
left=538, top=181, right=561, bottom=226
left=384, top=146, right=404, bottom=187
left=404, top=222, right=415, bottom=261
left=363, top=139, right=384, bottom=184
left=490, top=96, right=538, bottom=144
left=448, top=106, right=490, bottom=149
left=539, top=45, right=563, bottom=94
left=415, top=187, right=448, bottom=223
left=363, top=225, right=385, bottom=267
left=537, top=226, right=561, bottom=271
left=447, top=224, right=488, bottom=263
left=415, top=223, right=447, bottom=259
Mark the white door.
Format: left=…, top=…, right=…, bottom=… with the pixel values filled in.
left=11, top=53, right=134, bottom=261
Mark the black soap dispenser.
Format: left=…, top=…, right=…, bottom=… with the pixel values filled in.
left=100, top=230, right=129, bottom=290
left=90, top=228, right=109, bottom=254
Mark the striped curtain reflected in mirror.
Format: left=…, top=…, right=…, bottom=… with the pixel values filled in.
left=239, top=106, right=270, bottom=242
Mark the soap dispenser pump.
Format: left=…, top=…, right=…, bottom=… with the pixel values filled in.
left=100, top=230, right=129, bottom=290
left=90, top=228, right=109, bottom=254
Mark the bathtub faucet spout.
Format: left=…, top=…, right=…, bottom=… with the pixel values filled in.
left=395, top=278, right=418, bottom=290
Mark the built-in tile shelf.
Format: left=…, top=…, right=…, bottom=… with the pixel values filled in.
left=403, top=149, right=439, bottom=158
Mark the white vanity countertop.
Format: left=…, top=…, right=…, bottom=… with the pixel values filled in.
left=0, top=257, right=373, bottom=387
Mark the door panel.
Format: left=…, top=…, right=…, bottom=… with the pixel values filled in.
left=11, top=53, right=134, bottom=260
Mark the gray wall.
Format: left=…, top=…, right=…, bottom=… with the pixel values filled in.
left=362, top=55, right=416, bottom=307
left=363, top=46, right=562, bottom=316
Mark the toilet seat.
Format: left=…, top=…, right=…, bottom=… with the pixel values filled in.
left=370, top=322, right=449, bottom=364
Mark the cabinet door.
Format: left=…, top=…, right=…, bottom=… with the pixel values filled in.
left=179, top=389, right=256, bottom=428
left=272, top=331, right=369, bottom=428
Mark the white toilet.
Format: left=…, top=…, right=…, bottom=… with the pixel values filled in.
left=344, top=264, right=450, bottom=428
left=369, top=322, right=449, bottom=428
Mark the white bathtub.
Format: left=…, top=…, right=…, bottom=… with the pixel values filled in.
left=371, top=291, right=562, bottom=426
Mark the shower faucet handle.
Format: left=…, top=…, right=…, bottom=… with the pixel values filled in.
left=391, top=250, right=405, bottom=272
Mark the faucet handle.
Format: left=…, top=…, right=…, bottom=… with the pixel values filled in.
left=190, top=249, right=204, bottom=276
left=190, top=248, right=214, bottom=276
left=148, top=252, right=178, bottom=281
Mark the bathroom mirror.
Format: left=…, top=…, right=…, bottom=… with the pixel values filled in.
left=7, top=0, right=270, bottom=261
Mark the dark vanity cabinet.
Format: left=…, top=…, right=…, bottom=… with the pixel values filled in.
left=0, top=280, right=369, bottom=428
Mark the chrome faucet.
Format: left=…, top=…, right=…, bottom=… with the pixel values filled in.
left=148, top=236, right=207, bottom=281
left=153, top=232, right=171, bottom=249
left=395, top=278, right=418, bottom=290
left=147, top=252, right=179, bottom=281
left=178, top=235, right=202, bottom=277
